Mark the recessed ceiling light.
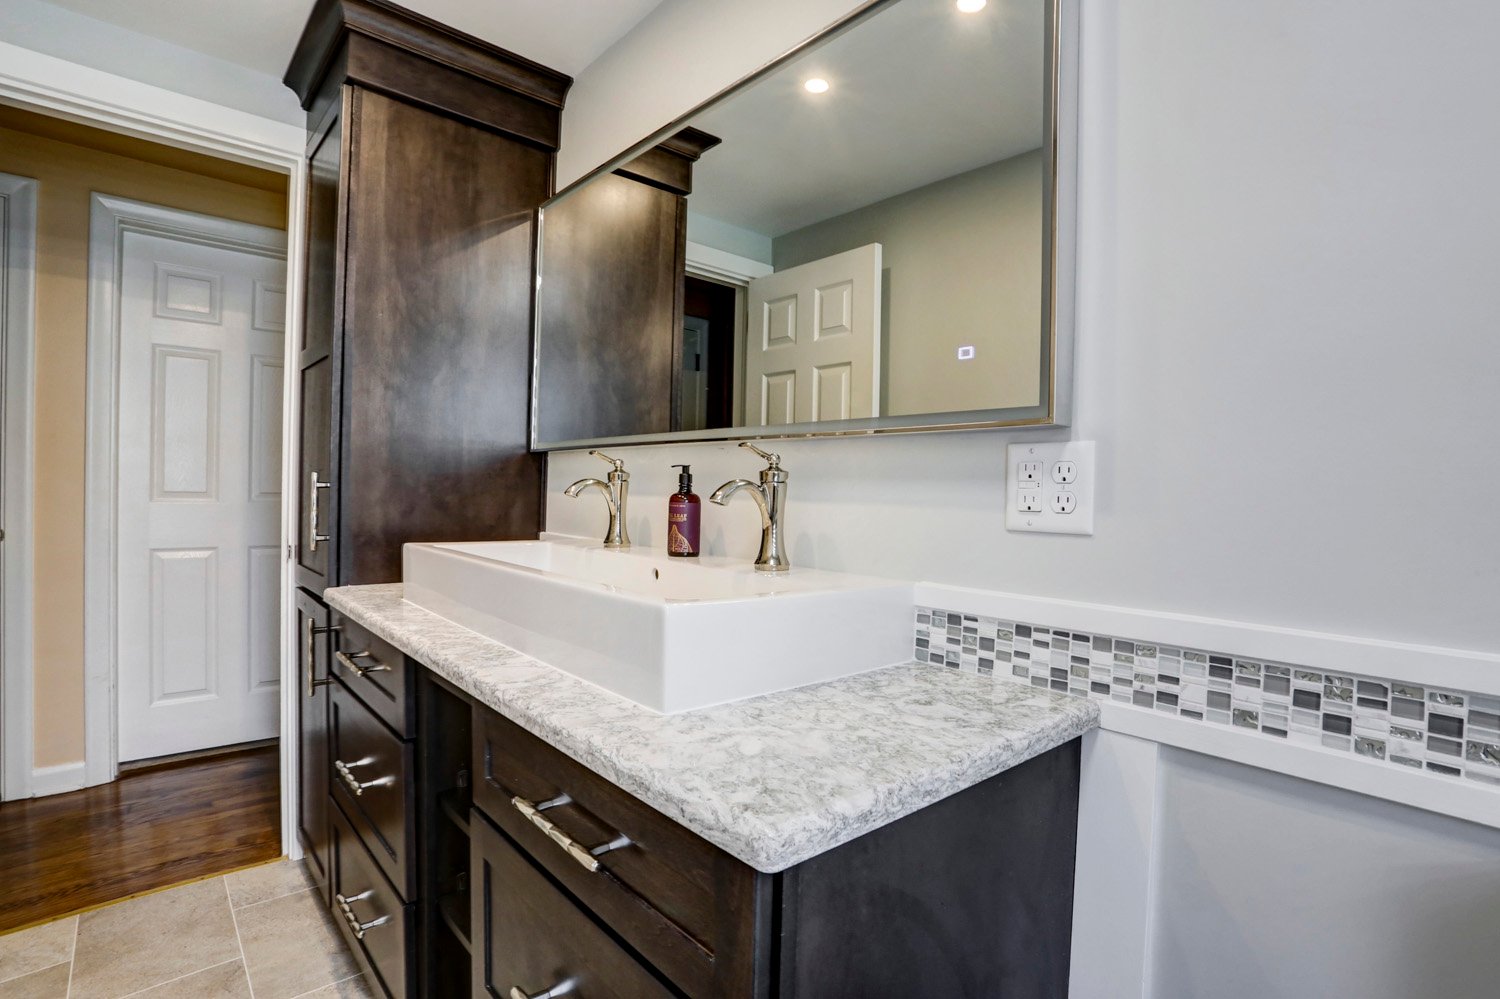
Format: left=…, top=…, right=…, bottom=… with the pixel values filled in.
left=804, top=78, right=831, bottom=94
left=956, top=0, right=987, bottom=12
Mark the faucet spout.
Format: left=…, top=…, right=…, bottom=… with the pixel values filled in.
left=709, top=479, right=771, bottom=529
left=711, top=444, right=789, bottom=571
left=564, top=471, right=630, bottom=548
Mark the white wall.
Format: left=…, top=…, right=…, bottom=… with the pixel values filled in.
left=0, top=0, right=301, bottom=126
left=1149, top=749, right=1500, bottom=998
left=551, top=0, right=1500, bottom=656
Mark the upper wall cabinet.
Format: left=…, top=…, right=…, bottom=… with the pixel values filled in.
left=533, top=0, right=1079, bottom=449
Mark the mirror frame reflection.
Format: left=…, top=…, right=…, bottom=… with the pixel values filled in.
left=531, top=0, right=1078, bottom=451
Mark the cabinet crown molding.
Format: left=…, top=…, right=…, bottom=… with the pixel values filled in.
left=284, top=0, right=572, bottom=114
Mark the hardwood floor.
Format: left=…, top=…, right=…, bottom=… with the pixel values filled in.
left=0, top=746, right=280, bottom=933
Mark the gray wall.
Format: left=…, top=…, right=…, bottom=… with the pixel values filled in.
left=773, top=150, right=1044, bottom=416
left=1150, top=750, right=1500, bottom=998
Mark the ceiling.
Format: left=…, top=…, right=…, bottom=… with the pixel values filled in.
left=38, top=0, right=666, bottom=78
left=685, top=0, right=1046, bottom=238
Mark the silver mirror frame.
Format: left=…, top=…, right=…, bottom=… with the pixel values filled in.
left=531, top=0, right=1078, bottom=451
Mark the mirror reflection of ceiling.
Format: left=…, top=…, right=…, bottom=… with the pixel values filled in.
left=686, top=0, right=1045, bottom=239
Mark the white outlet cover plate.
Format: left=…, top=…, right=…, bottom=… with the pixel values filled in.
left=1006, top=441, right=1095, bottom=535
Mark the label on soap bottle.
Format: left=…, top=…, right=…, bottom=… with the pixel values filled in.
left=668, top=503, right=700, bottom=556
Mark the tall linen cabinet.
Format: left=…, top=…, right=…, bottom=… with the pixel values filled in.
left=282, top=2, right=566, bottom=993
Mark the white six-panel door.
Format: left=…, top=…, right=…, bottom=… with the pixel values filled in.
left=115, top=230, right=285, bottom=762
left=744, top=243, right=882, bottom=426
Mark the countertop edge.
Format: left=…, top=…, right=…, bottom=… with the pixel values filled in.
left=324, top=583, right=1100, bottom=872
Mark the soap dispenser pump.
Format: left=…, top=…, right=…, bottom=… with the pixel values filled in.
left=667, top=464, right=700, bottom=557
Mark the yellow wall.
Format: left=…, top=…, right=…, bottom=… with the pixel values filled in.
left=0, top=106, right=287, bottom=769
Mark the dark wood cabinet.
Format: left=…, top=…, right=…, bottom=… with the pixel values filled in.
left=286, top=0, right=567, bottom=596
left=466, top=697, right=1080, bottom=999
left=295, top=589, right=334, bottom=903
left=283, top=2, right=569, bottom=995
left=535, top=128, right=721, bottom=444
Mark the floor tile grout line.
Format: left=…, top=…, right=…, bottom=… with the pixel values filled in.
left=0, top=957, right=72, bottom=989
left=286, top=973, right=364, bottom=999
left=225, top=877, right=258, bottom=999
left=234, top=883, right=317, bottom=914
left=66, top=914, right=78, bottom=999
left=112, top=957, right=243, bottom=999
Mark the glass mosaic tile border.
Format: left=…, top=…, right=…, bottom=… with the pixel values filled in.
left=914, top=607, right=1500, bottom=791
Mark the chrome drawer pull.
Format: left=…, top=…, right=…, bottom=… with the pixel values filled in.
left=304, top=619, right=337, bottom=698
left=335, top=890, right=391, bottom=940
left=509, top=980, right=574, bottom=999
left=335, top=649, right=391, bottom=678
left=309, top=472, right=331, bottom=553
left=511, top=795, right=631, bottom=874
left=334, top=757, right=393, bottom=797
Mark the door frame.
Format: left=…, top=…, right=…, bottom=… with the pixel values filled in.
left=0, top=43, right=308, bottom=855
left=85, top=194, right=287, bottom=785
left=0, top=172, right=39, bottom=801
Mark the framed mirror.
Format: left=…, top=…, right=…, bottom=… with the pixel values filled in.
left=532, top=0, right=1077, bottom=450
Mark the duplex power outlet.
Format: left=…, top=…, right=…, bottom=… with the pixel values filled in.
left=1006, top=441, right=1095, bottom=535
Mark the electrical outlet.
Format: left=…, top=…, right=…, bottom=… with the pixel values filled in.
left=1006, top=442, right=1095, bottom=535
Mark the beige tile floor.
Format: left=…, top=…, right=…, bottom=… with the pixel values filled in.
left=0, top=860, right=374, bottom=999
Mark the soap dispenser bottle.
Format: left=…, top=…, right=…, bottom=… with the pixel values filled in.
left=667, top=464, right=700, bottom=557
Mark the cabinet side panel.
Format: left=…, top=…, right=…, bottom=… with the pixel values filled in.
left=784, top=740, right=1082, bottom=999
left=340, top=89, right=549, bottom=583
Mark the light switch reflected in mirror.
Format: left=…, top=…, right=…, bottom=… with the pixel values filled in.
left=532, top=0, right=1077, bottom=449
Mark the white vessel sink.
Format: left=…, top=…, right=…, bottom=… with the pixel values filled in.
left=402, top=536, right=913, bottom=713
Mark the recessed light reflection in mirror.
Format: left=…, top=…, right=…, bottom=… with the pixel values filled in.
left=803, top=77, right=831, bottom=94
left=957, top=0, right=987, bottom=12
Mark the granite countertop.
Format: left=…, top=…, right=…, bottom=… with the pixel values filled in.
left=324, top=583, right=1100, bottom=872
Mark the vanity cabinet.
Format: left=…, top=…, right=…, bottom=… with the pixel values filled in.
left=314, top=620, right=1081, bottom=999
left=468, top=704, right=1080, bottom=999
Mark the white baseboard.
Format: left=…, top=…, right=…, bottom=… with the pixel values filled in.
left=30, top=761, right=87, bottom=797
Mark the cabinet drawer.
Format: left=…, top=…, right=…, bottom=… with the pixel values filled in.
left=332, top=614, right=415, bottom=738
left=474, top=709, right=761, bottom=996
left=471, top=811, right=674, bottom=999
left=330, top=680, right=417, bottom=900
left=331, top=802, right=413, bottom=999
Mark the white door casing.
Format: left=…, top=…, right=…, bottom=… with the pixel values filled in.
left=1, top=173, right=39, bottom=801
left=743, top=244, right=882, bottom=427
left=114, top=229, right=286, bottom=762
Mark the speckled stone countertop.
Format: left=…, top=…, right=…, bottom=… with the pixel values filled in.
left=324, top=583, right=1100, bottom=872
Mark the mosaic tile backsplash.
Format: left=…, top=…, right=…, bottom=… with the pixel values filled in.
left=915, top=608, right=1500, bottom=791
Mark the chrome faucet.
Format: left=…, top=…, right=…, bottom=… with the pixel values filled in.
left=710, top=442, right=789, bottom=572
left=565, top=450, right=631, bottom=548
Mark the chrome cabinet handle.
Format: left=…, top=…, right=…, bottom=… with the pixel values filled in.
left=304, top=619, right=336, bottom=698
left=510, top=981, right=574, bottom=999
left=511, top=795, right=630, bottom=874
left=335, top=649, right=391, bottom=678
left=309, top=471, right=331, bottom=552
left=335, top=890, right=391, bottom=940
left=334, top=757, right=393, bottom=797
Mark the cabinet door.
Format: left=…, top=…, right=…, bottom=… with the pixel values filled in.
left=297, top=106, right=343, bottom=590
left=471, top=813, right=674, bottom=999
left=295, top=588, right=333, bottom=902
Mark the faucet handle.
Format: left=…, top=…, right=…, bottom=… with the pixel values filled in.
left=739, top=441, right=781, bottom=468
left=589, top=450, right=627, bottom=473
